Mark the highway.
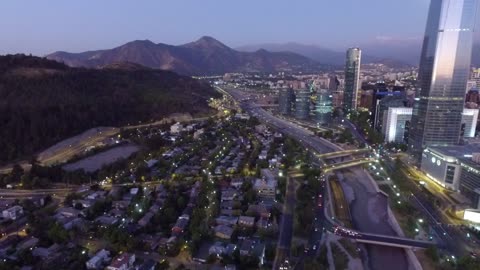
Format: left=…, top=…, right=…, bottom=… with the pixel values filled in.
left=342, top=117, right=368, bottom=145
left=273, top=173, right=296, bottom=269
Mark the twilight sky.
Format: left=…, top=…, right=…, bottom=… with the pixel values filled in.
left=1, top=0, right=433, bottom=55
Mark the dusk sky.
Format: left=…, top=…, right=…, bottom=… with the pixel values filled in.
left=1, top=0, right=435, bottom=55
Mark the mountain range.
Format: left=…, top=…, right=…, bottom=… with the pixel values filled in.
left=47, top=36, right=324, bottom=75
left=237, top=40, right=480, bottom=68
left=236, top=41, right=421, bottom=67
left=47, top=36, right=480, bottom=74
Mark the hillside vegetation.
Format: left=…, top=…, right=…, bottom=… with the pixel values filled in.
left=0, top=54, right=219, bottom=163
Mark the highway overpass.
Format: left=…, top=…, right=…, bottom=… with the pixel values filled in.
left=316, top=148, right=371, bottom=160
left=323, top=158, right=377, bottom=172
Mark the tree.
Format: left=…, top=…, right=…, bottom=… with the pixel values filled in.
left=11, top=164, right=24, bottom=182
left=47, top=223, right=69, bottom=244
left=425, top=246, right=439, bottom=261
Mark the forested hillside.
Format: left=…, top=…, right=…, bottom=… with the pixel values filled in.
left=0, top=55, right=219, bottom=163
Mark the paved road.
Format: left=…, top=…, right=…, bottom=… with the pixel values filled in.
left=274, top=173, right=296, bottom=269
left=342, top=118, right=368, bottom=145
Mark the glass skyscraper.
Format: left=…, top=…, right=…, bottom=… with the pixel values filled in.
left=409, top=0, right=479, bottom=159
left=315, top=89, right=333, bottom=126
left=343, top=48, right=362, bottom=113
left=278, top=88, right=294, bottom=115
left=295, top=89, right=311, bottom=120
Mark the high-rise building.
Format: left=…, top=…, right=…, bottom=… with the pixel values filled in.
left=328, top=75, right=340, bottom=92
left=374, top=93, right=407, bottom=132
left=383, top=107, right=478, bottom=143
left=294, top=89, right=311, bottom=120
left=409, top=0, right=479, bottom=159
left=278, top=88, right=294, bottom=115
left=343, top=48, right=362, bottom=113
left=315, top=89, right=333, bottom=126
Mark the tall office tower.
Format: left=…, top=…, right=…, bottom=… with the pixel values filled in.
left=409, top=0, right=479, bottom=159
left=343, top=48, right=362, bottom=113
left=294, top=89, right=311, bottom=120
left=278, top=88, right=294, bottom=115
left=328, top=75, right=340, bottom=92
left=315, top=89, right=333, bottom=126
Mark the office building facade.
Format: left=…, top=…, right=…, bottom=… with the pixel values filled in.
left=343, top=48, right=362, bottom=113
left=409, top=0, right=479, bottom=158
left=383, top=108, right=478, bottom=143
left=421, top=145, right=480, bottom=209
left=315, top=89, right=333, bottom=126
left=294, top=89, right=311, bottom=120
left=278, top=88, right=294, bottom=115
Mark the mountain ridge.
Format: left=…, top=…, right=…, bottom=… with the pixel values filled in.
left=47, top=36, right=325, bottom=75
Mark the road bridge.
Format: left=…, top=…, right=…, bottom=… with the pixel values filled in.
left=323, top=158, right=377, bottom=172
left=316, top=148, right=371, bottom=160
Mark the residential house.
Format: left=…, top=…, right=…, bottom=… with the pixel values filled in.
left=208, top=242, right=226, bottom=257
left=214, top=225, right=234, bottom=240
left=215, top=216, right=238, bottom=226
left=138, top=212, right=154, bottom=227
left=171, top=215, right=190, bottom=235
left=86, top=249, right=110, bottom=269
left=136, top=259, right=157, bottom=270
left=239, top=239, right=265, bottom=265
left=95, top=215, right=118, bottom=226
left=107, top=253, right=135, bottom=270
left=2, top=205, right=23, bottom=220
left=238, top=216, right=255, bottom=228
left=246, top=204, right=271, bottom=218
left=230, top=178, right=244, bottom=189
left=254, top=171, right=277, bottom=199
left=221, top=190, right=238, bottom=202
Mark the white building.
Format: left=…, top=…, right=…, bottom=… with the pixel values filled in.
left=382, top=107, right=478, bottom=143
left=254, top=169, right=277, bottom=198
left=170, top=122, right=183, bottom=134
left=2, top=205, right=23, bottom=220
left=107, top=253, right=135, bottom=270
left=382, top=107, right=412, bottom=143
left=193, top=128, right=204, bottom=139
left=86, top=249, right=111, bottom=269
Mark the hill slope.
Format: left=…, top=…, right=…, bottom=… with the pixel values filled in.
left=47, top=36, right=324, bottom=75
left=0, top=54, right=219, bottom=163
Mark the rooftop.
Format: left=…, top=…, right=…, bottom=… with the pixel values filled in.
left=428, top=144, right=480, bottom=159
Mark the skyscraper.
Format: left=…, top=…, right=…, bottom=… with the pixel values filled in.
left=315, top=89, right=333, bottom=126
left=343, top=48, right=362, bottom=113
left=409, top=0, right=479, bottom=159
left=278, top=88, right=294, bottom=115
left=294, top=89, right=311, bottom=120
